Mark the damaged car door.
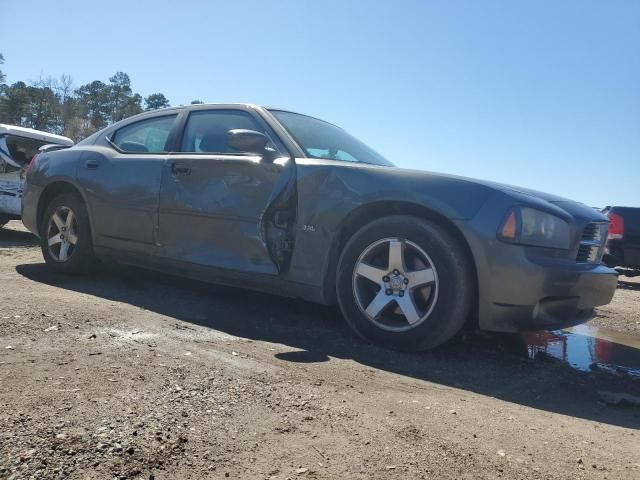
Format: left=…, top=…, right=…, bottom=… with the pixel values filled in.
left=157, top=108, right=296, bottom=275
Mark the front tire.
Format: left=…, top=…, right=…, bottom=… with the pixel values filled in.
left=40, top=192, right=95, bottom=274
left=336, top=215, right=474, bottom=352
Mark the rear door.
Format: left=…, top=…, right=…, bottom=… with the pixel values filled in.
left=157, top=107, right=295, bottom=274
left=78, top=114, right=178, bottom=256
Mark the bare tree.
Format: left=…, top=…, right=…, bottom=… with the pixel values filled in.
left=0, top=67, right=170, bottom=141
left=55, top=74, right=75, bottom=135
left=0, top=53, right=5, bottom=84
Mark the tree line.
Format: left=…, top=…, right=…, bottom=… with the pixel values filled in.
left=0, top=53, right=203, bottom=142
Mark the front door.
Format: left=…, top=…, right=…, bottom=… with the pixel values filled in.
left=158, top=108, right=295, bottom=274
left=78, top=114, right=178, bottom=256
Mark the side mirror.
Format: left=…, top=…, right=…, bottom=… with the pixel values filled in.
left=228, top=129, right=269, bottom=155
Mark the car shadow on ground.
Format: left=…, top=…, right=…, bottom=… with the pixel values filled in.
left=618, top=280, right=640, bottom=292
left=16, top=262, right=640, bottom=430
left=0, top=226, right=39, bottom=249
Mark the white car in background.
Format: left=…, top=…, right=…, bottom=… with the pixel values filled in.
left=0, top=124, right=73, bottom=227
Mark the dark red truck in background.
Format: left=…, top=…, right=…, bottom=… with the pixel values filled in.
left=603, top=206, right=640, bottom=277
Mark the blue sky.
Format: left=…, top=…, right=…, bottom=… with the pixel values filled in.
left=2, top=0, right=639, bottom=207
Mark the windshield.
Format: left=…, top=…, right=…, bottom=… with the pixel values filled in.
left=271, top=110, right=394, bottom=167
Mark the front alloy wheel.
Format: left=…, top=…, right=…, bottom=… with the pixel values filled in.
left=336, top=215, right=473, bottom=352
left=353, top=238, right=439, bottom=331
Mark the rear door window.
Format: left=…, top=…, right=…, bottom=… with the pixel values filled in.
left=111, top=115, right=177, bottom=153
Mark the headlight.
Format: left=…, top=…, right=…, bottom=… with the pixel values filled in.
left=498, top=207, right=571, bottom=250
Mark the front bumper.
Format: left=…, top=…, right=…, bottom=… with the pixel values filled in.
left=455, top=205, right=619, bottom=333
left=479, top=264, right=618, bottom=332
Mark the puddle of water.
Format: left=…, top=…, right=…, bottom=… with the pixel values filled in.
left=522, top=324, right=640, bottom=377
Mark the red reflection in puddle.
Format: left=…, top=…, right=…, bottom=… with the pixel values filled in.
left=522, top=325, right=640, bottom=376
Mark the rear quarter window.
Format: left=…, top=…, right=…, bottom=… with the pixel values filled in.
left=111, top=115, right=177, bottom=153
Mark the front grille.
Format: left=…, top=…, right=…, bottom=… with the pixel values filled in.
left=576, top=244, right=598, bottom=263
left=576, top=222, right=607, bottom=264
left=581, top=223, right=602, bottom=242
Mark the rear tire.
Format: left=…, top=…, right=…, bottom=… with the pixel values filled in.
left=336, top=215, right=474, bottom=352
left=40, top=192, right=95, bottom=274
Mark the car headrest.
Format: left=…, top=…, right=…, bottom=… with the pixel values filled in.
left=199, top=130, right=229, bottom=153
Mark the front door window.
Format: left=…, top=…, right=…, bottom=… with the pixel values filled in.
left=180, top=110, right=265, bottom=154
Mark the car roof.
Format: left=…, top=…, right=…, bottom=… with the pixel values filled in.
left=126, top=103, right=331, bottom=122
left=113, top=103, right=264, bottom=122
left=0, top=124, right=74, bottom=145
left=140, top=103, right=261, bottom=113
left=140, top=103, right=318, bottom=119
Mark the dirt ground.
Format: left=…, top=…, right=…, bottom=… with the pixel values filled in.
left=1, top=221, right=639, bottom=480
left=591, top=276, right=640, bottom=336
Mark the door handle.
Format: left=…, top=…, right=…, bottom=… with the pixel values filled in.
left=171, top=162, right=191, bottom=175
left=85, top=159, right=99, bottom=169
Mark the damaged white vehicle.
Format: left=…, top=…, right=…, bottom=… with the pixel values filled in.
left=0, top=124, right=73, bottom=227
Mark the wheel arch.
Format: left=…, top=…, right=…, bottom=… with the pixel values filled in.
left=323, top=201, right=479, bottom=323
left=37, top=180, right=90, bottom=237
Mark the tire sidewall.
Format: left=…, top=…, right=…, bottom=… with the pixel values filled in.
left=336, top=215, right=473, bottom=352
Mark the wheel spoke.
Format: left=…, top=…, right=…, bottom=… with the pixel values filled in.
left=406, top=267, right=435, bottom=288
left=51, top=213, right=64, bottom=230
left=364, top=289, right=393, bottom=319
left=59, top=242, right=70, bottom=261
left=65, top=210, right=75, bottom=228
left=355, top=262, right=386, bottom=284
left=396, top=294, right=421, bottom=325
left=387, top=240, right=405, bottom=271
left=48, top=234, right=62, bottom=246
left=67, top=233, right=79, bottom=245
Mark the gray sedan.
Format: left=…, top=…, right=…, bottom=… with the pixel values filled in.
left=21, top=104, right=618, bottom=351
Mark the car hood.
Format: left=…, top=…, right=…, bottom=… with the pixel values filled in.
left=393, top=166, right=608, bottom=223
left=470, top=178, right=607, bottom=222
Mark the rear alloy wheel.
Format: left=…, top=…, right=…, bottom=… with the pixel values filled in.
left=337, top=215, right=473, bottom=352
left=46, top=206, right=79, bottom=262
left=41, top=193, right=95, bottom=273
